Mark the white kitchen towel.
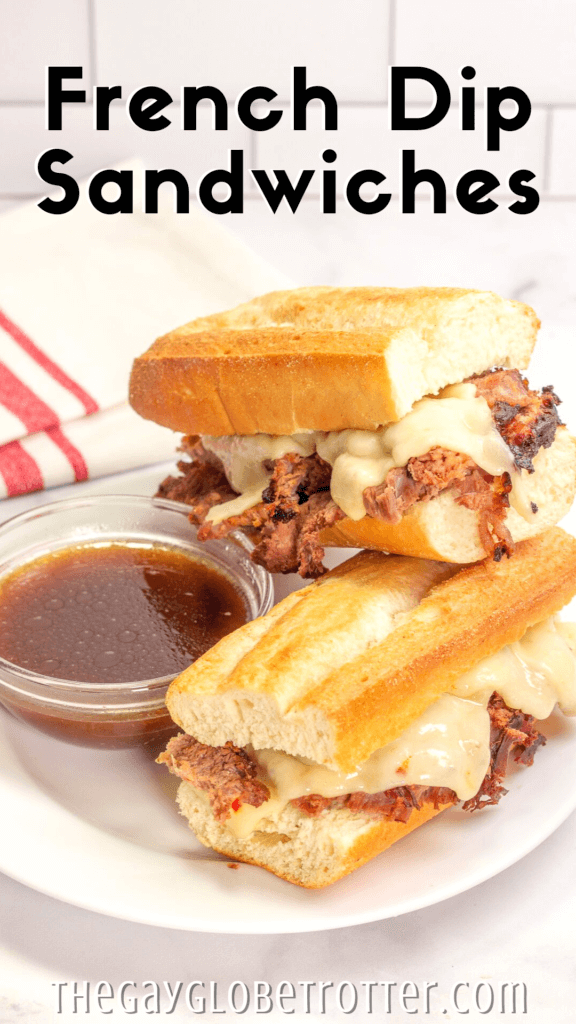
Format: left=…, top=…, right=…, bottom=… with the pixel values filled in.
left=0, top=161, right=289, bottom=498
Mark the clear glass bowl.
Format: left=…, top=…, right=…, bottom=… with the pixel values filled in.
left=0, top=495, right=273, bottom=749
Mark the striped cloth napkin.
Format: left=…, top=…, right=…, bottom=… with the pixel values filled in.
left=0, top=163, right=288, bottom=499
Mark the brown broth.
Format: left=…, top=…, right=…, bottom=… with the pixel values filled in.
left=0, top=543, right=248, bottom=683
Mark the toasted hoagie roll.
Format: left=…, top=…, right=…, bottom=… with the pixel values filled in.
left=130, top=286, right=576, bottom=575
left=158, top=529, right=576, bottom=887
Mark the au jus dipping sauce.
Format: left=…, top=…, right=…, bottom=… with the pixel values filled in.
left=0, top=541, right=249, bottom=747
left=0, top=542, right=248, bottom=684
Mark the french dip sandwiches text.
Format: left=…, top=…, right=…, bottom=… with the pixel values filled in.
left=130, top=287, right=576, bottom=576
left=158, top=529, right=576, bottom=888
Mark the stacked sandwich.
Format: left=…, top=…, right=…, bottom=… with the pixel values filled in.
left=130, top=287, right=576, bottom=887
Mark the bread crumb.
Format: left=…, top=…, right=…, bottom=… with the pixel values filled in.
left=227, top=862, right=240, bottom=870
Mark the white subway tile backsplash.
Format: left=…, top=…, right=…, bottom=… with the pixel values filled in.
left=0, top=106, right=126, bottom=194
left=548, top=110, right=576, bottom=196
left=395, top=0, right=576, bottom=105
left=254, top=103, right=546, bottom=200
left=93, top=0, right=390, bottom=102
left=0, top=104, right=249, bottom=196
left=0, top=0, right=573, bottom=212
left=0, top=0, right=91, bottom=101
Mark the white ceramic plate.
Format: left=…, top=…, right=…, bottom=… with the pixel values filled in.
left=1, top=693, right=576, bottom=934
left=1, top=470, right=576, bottom=933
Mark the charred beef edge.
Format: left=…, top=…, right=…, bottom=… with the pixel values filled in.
left=158, top=693, right=546, bottom=827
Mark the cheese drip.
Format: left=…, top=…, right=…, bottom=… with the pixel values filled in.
left=203, top=384, right=533, bottom=525
left=223, top=617, right=576, bottom=839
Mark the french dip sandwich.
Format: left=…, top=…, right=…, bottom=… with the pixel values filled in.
left=130, top=287, right=576, bottom=576
left=158, top=528, right=576, bottom=888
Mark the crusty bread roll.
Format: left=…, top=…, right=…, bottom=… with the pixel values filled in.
left=130, top=286, right=539, bottom=435
left=177, top=784, right=450, bottom=888
left=161, top=528, right=576, bottom=887
left=167, top=528, right=576, bottom=773
left=319, top=428, right=576, bottom=563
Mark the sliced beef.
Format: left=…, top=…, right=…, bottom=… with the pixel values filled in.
left=455, top=468, right=513, bottom=561
left=291, top=786, right=458, bottom=823
left=157, top=733, right=270, bottom=822
left=364, top=450, right=514, bottom=561
left=262, top=450, right=332, bottom=509
left=157, top=437, right=237, bottom=521
left=156, top=370, right=560, bottom=576
left=294, top=492, right=346, bottom=577
left=189, top=451, right=343, bottom=578
left=471, top=368, right=561, bottom=472
left=364, top=449, right=476, bottom=524
left=159, top=693, right=546, bottom=827
left=462, top=693, right=546, bottom=811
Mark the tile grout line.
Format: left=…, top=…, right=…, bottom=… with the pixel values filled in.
left=387, top=0, right=396, bottom=70
left=86, top=0, right=98, bottom=91
left=542, top=106, right=554, bottom=194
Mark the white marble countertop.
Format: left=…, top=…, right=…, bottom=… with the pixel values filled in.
left=1, top=201, right=576, bottom=1023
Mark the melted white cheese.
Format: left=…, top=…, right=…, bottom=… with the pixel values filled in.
left=222, top=617, right=576, bottom=839
left=454, top=619, right=576, bottom=718
left=203, top=384, right=533, bottom=525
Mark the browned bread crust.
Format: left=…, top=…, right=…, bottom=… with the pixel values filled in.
left=167, top=528, right=576, bottom=772
left=319, top=529, right=576, bottom=770
left=130, top=286, right=539, bottom=435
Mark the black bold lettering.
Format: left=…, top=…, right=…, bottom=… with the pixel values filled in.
left=486, top=86, right=531, bottom=151
left=36, top=149, right=79, bottom=214
left=508, top=170, right=540, bottom=214
left=322, top=149, right=337, bottom=213
left=182, top=86, right=228, bottom=130
left=198, top=150, right=244, bottom=214
left=401, top=150, right=446, bottom=212
left=293, top=67, right=338, bottom=130
left=46, top=67, right=85, bottom=129
left=145, top=169, right=190, bottom=213
left=94, top=85, right=122, bottom=130
left=345, top=170, right=391, bottom=214
left=455, top=170, right=499, bottom=213
left=460, top=67, right=476, bottom=131
left=237, top=87, right=282, bottom=131
left=251, top=169, right=314, bottom=213
left=88, top=169, right=134, bottom=214
left=128, top=87, right=172, bottom=131
left=390, top=67, right=450, bottom=130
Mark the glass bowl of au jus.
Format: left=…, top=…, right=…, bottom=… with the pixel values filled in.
left=0, top=495, right=273, bottom=748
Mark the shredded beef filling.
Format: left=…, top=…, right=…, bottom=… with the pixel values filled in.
left=461, top=693, right=546, bottom=811
left=471, top=368, right=561, bottom=472
left=157, top=733, right=269, bottom=822
left=156, top=369, right=561, bottom=577
left=158, top=693, right=546, bottom=826
left=291, top=786, right=458, bottom=824
left=363, top=449, right=514, bottom=563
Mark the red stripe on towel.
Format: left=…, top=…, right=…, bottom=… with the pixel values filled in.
left=49, top=426, right=89, bottom=482
left=0, top=360, right=59, bottom=434
left=0, top=440, right=44, bottom=496
left=0, top=308, right=99, bottom=415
